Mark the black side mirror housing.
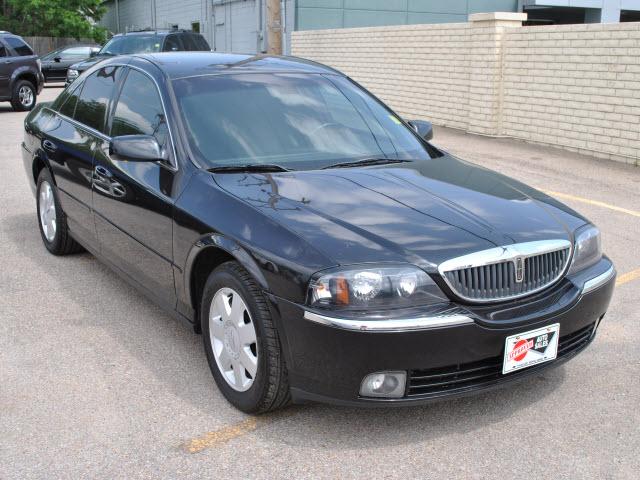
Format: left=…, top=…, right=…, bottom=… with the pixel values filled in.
left=54, top=57, right=61, bottom=63
left=408, top=120, right=434, bottom=142
left=89, top=50, right=98, bottom=58
left=110, top=135, right=166, bottom=162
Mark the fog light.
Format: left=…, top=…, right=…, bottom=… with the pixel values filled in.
left=359, top=371, right=406, bottom=398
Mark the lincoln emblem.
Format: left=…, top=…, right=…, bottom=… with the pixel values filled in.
left=515, top=257, right=525, bottom=283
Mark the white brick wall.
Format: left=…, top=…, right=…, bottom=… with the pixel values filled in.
left=502, top=22, right=640, bottom=164
left=292, top=17, right=640, bottom=165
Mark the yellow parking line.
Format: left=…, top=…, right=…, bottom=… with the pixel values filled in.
left=617, top=268, right=640, bottom=287
left=542, top=190, right=640, bottom=218
left=184, top=417, right=261, bottom=453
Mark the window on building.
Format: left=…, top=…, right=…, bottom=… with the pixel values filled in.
left=74, top=66, right=122, bottom=132
left=4, top=36, right=33, bottom=56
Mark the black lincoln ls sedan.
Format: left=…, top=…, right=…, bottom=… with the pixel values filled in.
left=22, top=53, right=615, bottom=413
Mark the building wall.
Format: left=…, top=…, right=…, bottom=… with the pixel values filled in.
left=292, top=17, right=640, bottom=165
left=99, top=0, right=295, bottom=54
left=296, top=0, right=519, bottom=30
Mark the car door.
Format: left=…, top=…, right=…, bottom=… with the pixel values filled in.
left=38, top=74, right=115, bottom=247
left=0, top=40, right=10, bottom=97
left=51, top=46, right=92, bottom=81
left=92, top=66, right=178, bottom=308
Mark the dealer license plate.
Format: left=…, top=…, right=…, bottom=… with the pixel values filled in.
left=502, top=323, right=560, bottom=374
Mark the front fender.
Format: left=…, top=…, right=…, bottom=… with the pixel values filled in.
left=186, top=232, right=270, bottom=294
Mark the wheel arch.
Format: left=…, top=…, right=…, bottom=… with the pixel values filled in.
left=31, top=152, right=53, bottom=186
left=12, top=68, right=38, bottom=90
left=184, top=233, right=269, bottom=327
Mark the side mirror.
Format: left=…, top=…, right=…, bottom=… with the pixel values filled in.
left=408, top=120, right=433, bottom=142
left=89, top=50, right=98, bottom=58
left=54, top=56, right=62, bottom=63
left=109, top=135, right=166, bottom=162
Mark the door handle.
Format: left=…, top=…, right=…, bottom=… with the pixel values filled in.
left=42, top=139, right=57, bottom=152
left=94, top=165, right=112, bottom=178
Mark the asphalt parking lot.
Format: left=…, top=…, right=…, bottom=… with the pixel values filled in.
left=1, top=87, right=639, bottom=479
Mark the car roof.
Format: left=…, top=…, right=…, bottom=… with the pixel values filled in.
left=130, top=52, right=342, bottom=79
left=112, top=29, right=199, bottom=38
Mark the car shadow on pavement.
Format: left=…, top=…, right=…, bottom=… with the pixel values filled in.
left=4, top=211, right=568, bottom=449
left=259, top=366, right=565, bottom=449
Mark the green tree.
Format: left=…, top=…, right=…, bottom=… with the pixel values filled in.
left=0, top=0, right=107, bottom=42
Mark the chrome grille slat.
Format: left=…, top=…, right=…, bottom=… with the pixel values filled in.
left=439, top=240, right=572, bottom=303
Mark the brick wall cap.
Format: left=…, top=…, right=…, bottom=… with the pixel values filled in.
left=469, top=12, right=528, bottom=23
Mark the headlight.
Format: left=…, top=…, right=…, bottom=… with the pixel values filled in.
left=568, top=225, right=602, bottom=274
left=67, top=69, right=79, bottom=81
left=308, top=265, right=445, bottom=310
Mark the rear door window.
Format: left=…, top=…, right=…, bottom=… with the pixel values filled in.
left=0, top=42, right=7, bottom=57
left=74, top=66, right=122, bottom=133
left=4, top=37, right=33, bottom=56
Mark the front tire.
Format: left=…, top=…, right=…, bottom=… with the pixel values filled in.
left=11, top=80, right=36, bottom=111
left=36, top=168, right=83, bottom=255
left=201, top=261, right=290, bottom=413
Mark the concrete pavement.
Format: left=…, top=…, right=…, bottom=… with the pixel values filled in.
left=1, top=87, right=638, bottom=479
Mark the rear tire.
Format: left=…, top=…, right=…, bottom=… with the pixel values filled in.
left=36, top=168, right=83, bottom=255
left=11, top=80, right=36, bottom=111
left=201, top=261, right=291, bottom=413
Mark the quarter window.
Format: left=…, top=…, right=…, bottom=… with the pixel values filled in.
left=74, top=66, right=122, bottom=133
left=56, top=83, right=82, bottom=118
left=0, top=42, right=6, bottom=57
left=111, top=69, right=170, bottom=157
left=4, top=37, right=33, bottom=56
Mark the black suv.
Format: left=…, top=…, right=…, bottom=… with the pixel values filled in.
left=0, top=31, right=44, bottom=111
left=66, top=29, right=210, bottom=85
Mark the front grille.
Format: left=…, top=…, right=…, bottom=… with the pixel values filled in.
left=407, top=322, right=595, bottom=398
left=439, top=240, right=571, bottom=303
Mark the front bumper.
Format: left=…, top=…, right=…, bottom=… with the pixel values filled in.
left=270, top=258, right=615, bottom=407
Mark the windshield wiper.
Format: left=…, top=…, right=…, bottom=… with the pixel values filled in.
left=207, top=164, right=291, bottom=174
left=321, top=158, right=412, bottom=169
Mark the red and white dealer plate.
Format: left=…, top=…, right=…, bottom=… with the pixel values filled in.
left=502, top=323, right=560, bottom=374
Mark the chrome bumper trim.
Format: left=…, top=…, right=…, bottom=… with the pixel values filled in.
left=303, top=311, right=474, bottom=332
left=582, top=265, right=616, bottom=294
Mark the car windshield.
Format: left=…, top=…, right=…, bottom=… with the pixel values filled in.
left=99, top=35, right=161, bottom=55
left=172, top=73, right=436, bottom=171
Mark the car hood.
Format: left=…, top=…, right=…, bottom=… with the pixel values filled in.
left=70, top=55, right=110, bottom=72
left=213, top=155, right=587, bottom=270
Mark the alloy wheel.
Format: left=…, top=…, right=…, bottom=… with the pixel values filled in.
left=19, top=85, right=34, bottom=108
left=209, top=287, right=259, bottom=392
left=39, top=181, right=57, bottom=242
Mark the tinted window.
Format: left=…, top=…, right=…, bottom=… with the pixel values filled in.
left=4, top=37, right=33, bottom=56
left=74, top=66, right=121, bottom=132
left=163, top=35, right=183, bottom=52
left=187, top=33, right=209, bottom=51
left=111, top=69, right=170, bottom=154
left=0, top=42, right=6, bottom=57
left=100, top=35, right=161, bottom=55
